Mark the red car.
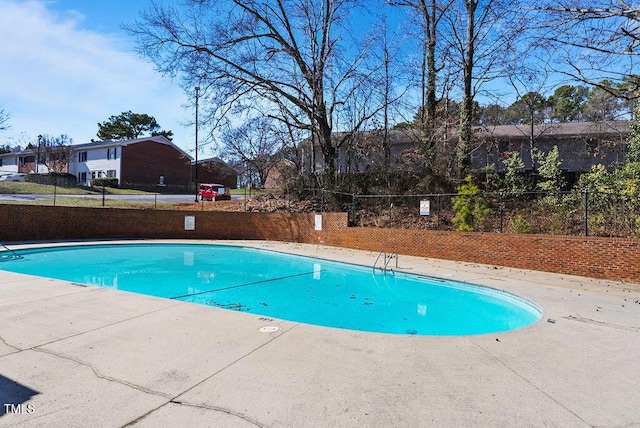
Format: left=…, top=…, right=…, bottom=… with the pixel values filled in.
left=197, top=183, right=232, bottom=201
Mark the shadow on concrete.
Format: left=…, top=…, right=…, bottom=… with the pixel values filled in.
left=0, top=374, right=39, bottom=417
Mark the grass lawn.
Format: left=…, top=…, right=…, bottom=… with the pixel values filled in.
left=0, top=195, right=247, bottom=211
left=0, top=182, right=152, bottom=195
left=0, top=182, right=259, bottom=196
left=0, top=181, right=256, bottom=211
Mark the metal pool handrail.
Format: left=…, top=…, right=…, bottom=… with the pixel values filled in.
left=0, top=243, right=22, bottom=261
left=373, top=251, right=398, bottom=273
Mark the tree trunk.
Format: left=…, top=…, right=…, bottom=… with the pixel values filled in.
left=425, top=0, right=438, bottom=166
left=456, top=0, right=477, bottom=180
left=318, top=121, right=336, bottom=186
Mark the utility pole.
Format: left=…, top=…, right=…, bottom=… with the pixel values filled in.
left=36, top=134, right=42, bottom=174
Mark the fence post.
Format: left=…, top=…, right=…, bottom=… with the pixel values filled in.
left=351, top=194, right=356, bottom=221
left=499, top=191, right=504, bottom=233
left=583, top=189, right=589, bottom=236
left=436, top=194, right=440, bottom=229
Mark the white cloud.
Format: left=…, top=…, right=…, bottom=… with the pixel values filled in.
left=0, top=0, right=192, bottom=150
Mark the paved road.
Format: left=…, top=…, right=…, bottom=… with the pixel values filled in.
left=0, top=194, right=39, bottom=201
left=0, top=193, right=244, bottom=202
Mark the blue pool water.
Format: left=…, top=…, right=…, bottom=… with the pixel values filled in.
left=0, top=243, right=541, bottom=335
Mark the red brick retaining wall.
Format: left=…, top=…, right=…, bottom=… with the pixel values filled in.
left=319, top=228, right=639, bottom=283
left=1, top=205, right=638, bottom=283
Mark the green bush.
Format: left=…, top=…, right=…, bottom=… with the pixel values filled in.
left=91, top=177, right=119, bottom=188
left=452, top=176, right=491, bottom=232
left=536, top=146, right=565, bottom=192
left=503, top=152, right=528, bottom=193
left=511, top=210, right=533, bottom=234
left=25, top=172, right=78, bottom=187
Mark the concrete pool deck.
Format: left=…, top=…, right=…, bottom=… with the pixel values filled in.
left=1, top=240, right=639, bottom=427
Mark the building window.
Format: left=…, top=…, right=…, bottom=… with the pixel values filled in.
left=78, top=172, right=87, bottom=183
left=19, top=156, right=34, bottom=167
left=79, top=151, right=87, bottom=162
left=106, top=170, right=116, bottom=178
left=107, top=148, right=117, bottom=160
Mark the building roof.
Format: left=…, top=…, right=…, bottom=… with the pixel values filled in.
left=73, top=135, right=193, bottom=160
left=0, top=135, right=193, bottom=161
left=192, top=156, right=239, bottom=174
left=473, top=121, right=630, bottom=140
left=0, top=148, right=36, bottom=157
left=301, top=121, right=631, bottom=149
left=192, top=156, right=227, bottom=165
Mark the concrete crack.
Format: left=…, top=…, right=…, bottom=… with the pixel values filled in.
left=127, top=323, right=299, bottom=428
left=0, top=334, right=21, bottom=352
left=26, top=300, right=186, bottom=350
left=28, top=323, right=293, bottom=428
left=169, top=400, right=266, bottom=427
left=173, top=322, right=299, bottom=402
left=564, top=314, right=640, bottom=333
left=32, top=347, right=172, bottom=399
left=468, top=337, right=591, bottom=427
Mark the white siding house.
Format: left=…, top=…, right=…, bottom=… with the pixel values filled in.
left=67, top=136, right=193, bottom=188
left=1, top=136, right=194, bottom=190
left=0, top=153, right=19, bottom=174
left=69, top=143, right=122, bottom=186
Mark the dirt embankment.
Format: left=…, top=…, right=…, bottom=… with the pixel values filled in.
left=181, top=193, right=451, bottom=230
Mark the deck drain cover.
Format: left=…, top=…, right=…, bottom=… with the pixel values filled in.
left=260, top=326, right=279, bottom=333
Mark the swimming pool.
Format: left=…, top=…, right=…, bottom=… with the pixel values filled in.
left=0, top=243, right=541, bottom=335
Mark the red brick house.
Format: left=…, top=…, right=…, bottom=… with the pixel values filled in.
left=192, top=157, right=238, bottom=189
left=0, top=136, right=194, bottom=191
left=68, top=136, right=193, bottom=191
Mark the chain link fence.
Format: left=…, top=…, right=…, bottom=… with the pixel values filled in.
left=292, top=188, right=640, bottom=237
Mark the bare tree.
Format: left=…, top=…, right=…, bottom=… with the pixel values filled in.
left=40, top=134, right=73, bottom=173
left=441, top=0, right=522, bottom=179
left=377, top=13, right=395, bottom=175
left=503, top=69, right=554, bottom=172
left=222, top=117, right=285, bottom=188
left=0, top=107, right=9, bottom=132
left=533, top=1, right=640, bottom=98
left=388, top=0, right=452, bottom=177
left=128, top=0, right=382, bottom=187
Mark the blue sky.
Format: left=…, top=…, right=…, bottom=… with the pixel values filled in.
left=0, top=0, right=194, bottom=152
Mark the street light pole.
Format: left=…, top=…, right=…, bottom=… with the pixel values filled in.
left=194, top=86, right=200, bottom=202
left=36, top=134, right=42, bottom=174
